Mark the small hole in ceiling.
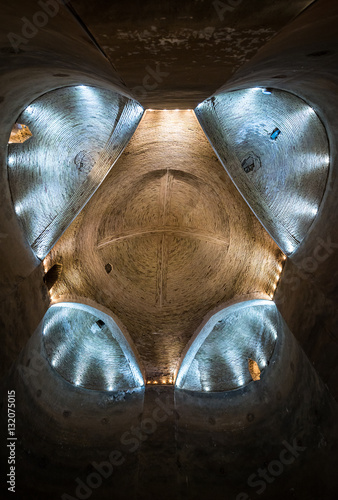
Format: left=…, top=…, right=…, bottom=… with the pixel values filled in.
left=105, top=263, right=112, bottom=274
left=43, top=263, right=62, bottom=290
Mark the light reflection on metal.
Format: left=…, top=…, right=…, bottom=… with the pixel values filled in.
left=195, top=88, right=330, bottom=255
left=51, top=342, right=67, bottom=367
left=104, top=367, right=116, bottom=393
left=175, top=300, right=279, bottom=392
left=74, top=362, right=86, bottom=388
left=42, top=302, right=144, bottom=391
left=7, top=155, right=15, bottom=167
left=8, top=85, right=143, bottom=259
left=145, top=375, right=174, bottom=385
left=14, top=202, right=24, bottom=216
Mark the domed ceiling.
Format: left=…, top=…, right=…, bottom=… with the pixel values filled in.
left=44, top=109, right=284, bottom=381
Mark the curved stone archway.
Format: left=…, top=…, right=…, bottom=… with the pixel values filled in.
left=195, top=87, right=330, bottom=255
left=42, top=301, right=144, bottom=391
left=175, top=299, right=278, bottom=392
left=7, top=85, right=143, bottom=259
left=44, top=110, right=283, bottom=381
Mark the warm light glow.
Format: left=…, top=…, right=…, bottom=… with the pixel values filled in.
left=42, top=259, right=49, bottom=274
left=8, top=123, right=33, bottom=144
left=248, top=358, right=261, bottom=381
left=146, top=108, right=193, bottom=112
left=50, top=295, right=59, bottom=304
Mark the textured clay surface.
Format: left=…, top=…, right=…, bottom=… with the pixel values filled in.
left=45, top=110, right=283, bottom=379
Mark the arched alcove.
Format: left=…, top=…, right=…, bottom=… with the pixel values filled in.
left=175, top=299, right=279, bottom=392
left=195, top=88, right=330, bottom=255
left=7, top=85, right=143, bottom=259
left=42, top=302, right=144, bottom=391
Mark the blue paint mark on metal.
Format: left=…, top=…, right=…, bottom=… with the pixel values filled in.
left=270, top=127, right=281, bottom=140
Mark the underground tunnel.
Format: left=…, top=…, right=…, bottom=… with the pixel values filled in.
left=1, top=1, right=338, bottom=500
